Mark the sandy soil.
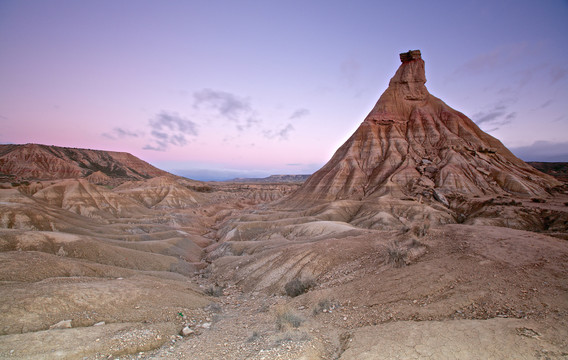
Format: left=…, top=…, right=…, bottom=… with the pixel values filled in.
left=0, top=179, right=567, bottom=359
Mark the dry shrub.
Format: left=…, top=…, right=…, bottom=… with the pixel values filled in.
left=312, top=299, right=339, bottom=315
left=205, top=284, right=225, bottom=297
left=276, top=309, right=304, bottom=330
left=284, top=278, right=315, bottom=297
left=247, top=331, right=260, bottom=343
left=205, top=302, right=222, bottom=313
left=387, top=245, right=407, bottom=268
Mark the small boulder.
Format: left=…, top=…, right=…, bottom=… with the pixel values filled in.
left=180, top=326, right=194, bottom=337
left=49, top=320, right=72, bottom=330
left=432, top=189, right=449, bottom=207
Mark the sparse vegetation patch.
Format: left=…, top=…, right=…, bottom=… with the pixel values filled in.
left=188, top=185, right=213, bottom=193
left=276, top=310, right=304, bottom=330
left=387, top=244, right=407, bottom=268
left=312, top=299, right=340, bottom=315
left=205, top=284, right=225, bottom=297
left=284, top=278, right=315, bottom=297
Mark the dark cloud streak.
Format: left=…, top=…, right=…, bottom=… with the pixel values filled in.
left=263, top=123, right=294, bottom=140
left=289, top=108, right=310, bottom=120
left=143, top=111, right=198, bottom=151
left=193, top=89, right=262, bottom=131
left=474, top=111, right=505, bottom=125
left=472, top=98, right=518, bottom=131
left=102, top=127, right=140, bottom=140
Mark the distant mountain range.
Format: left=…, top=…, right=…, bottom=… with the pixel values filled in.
left=1, top=144, right=566, bottom=187
left=227, top=174, right=311, bottom=183
left=226, top=165, right=568, bottom=185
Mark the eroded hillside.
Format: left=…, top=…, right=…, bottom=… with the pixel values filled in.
left=1, top=51, right=568, bottom=359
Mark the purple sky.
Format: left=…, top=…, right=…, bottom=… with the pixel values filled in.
left=1, top=1, right=567, bottom=180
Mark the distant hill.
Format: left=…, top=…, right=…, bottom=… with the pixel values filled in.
left=528, top=162, right=568, bottom=182
left=0, top=143, right=169, bottom=185
left=227, top=174, right=311, bottom=183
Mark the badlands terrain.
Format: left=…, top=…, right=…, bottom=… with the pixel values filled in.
left=1, top=50, right=568, bottom=359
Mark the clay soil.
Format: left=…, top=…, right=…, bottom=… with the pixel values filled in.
left=1, top=179, right=567, bottom=359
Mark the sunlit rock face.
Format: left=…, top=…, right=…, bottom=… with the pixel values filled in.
left=0, top=143, right=169, bottom=185
left=287, top=50, right=560, bottom=204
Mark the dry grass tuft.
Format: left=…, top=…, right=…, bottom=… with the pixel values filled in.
left=205, top=284, right=225, bottom=297
left=387, top=244, right=407, bottom=268
left=276, top=308, right=304, bottom=330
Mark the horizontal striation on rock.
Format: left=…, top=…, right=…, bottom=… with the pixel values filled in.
left=285, top=50, right=560, bottom=206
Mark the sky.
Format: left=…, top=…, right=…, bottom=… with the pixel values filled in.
left=1, top=0, right=567, bottom=180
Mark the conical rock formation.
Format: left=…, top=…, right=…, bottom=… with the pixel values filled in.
left=290, top=50, right=560, bottom=204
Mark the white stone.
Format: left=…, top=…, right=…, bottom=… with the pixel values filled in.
left=180, top=326, right=194, bottom=337
left=49, top=320, right=72, bottom=330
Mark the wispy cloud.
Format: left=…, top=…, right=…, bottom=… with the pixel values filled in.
left=102, top=127, right=142, bottom=140
left=340, top=58, right=361, bottom=87
left=528, top=99, right=554, bottom=112
left=194, top=89, right=251, bottom=120
left=193, top=89, right=260, bottom=131
left=538, top=99, right=553, bottom=109
left=550, top=66, right=568, bottom=85
left=505, top=112, right=517, bottom=120
left=454, top=43, right=529, bottom=76
left=475, top=111, right=506, bottom=125
left=289, top=108, right=310, bottom=120
left=143, top=111, right=198, bottom=151
left=472, top=99, right=517, bottom=131
left=237, top=117, right=261, bottom=132
left=263, top=123, right=294, bottom=140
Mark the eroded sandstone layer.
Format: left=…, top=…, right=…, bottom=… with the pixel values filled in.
left=0, top=143, right=169, bottom=185
left=289, top=50, right=560, bottom=205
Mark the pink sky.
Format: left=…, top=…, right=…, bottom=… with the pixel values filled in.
left=1, top=1, right=567, bottom=180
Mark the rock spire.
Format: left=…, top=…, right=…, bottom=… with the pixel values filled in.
left=286, top=50, right=561, bottom=204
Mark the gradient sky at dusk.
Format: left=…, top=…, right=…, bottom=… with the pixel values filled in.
left=1, top=1, right=567, bottom=180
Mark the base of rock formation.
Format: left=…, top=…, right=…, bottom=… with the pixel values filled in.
left=1, top=174, right=567, bottom=359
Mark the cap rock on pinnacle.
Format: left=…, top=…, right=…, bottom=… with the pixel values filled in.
left=286, top=50, right=560, bottom=205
